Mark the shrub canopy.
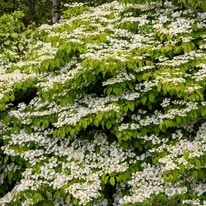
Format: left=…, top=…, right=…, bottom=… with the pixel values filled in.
left=0, top=1, right=206, bottom=205
left=121, top=0, right=206, bottom=10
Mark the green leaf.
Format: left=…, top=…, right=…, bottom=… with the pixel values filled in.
left=123, top=105, right=128, bottom=112
left=10, top=94, right=15, bottom=101
left=66, top=195, right=71, bottom=203
left=134, top=141, right=139, bottom=148
left=35, top=166, right=41, bottom=174
left=103, top=175, right=109, bottom=184
left=184, top=152, right=190, bottom=161
left=4, top=40, right=10, bottom=45
left=195, top=159, right=201, bottom=170
left=149, top=93, right=154, bottom=102
left=128, top=103, right=134, bottom=111
left=110, top=177, right=115, bottom=186
left=176, top=117, right=181, bottom=123
left=141, top=96, right=147, bottom=105
left=113, top=87, right=122, bottom=95
left=70, top=129, right=75, bottom=137
left=192, top=170, right=198, bottom=178
left=54, top=191, right=60, bottom=198
left=96, top=113, right=103, bottom=121
left=95, top=146, right=100, bottom=153
left=94, top=119, right=99, bottom=127
left=43, top=61, right=49, bottom=70
left=201, top=109, right=206, bottom=117
left=33, top=193, right=43, bottom=204
left=106, top=87, right=112, bottom=95
left=138, top=143, right=143, bottom=152
left=66, top=46, right=71, bottom=54
left=122, top=141, right=128, bottom=150
left=53, top=83, right=58, bottom=91
left=179, top=164, right=184, bottom=173
left=157, top=84, right=161, bottom=92
left=8, top=172, right=13, bottom=180
left=42, top=200, right=54, bottom=206
left=53, top=130, right=57, bottom=138
left=4, top=156, right=9, bottom=164
left=163, top=174, right=168, bottom=182
left=106, top=120, right=112, bottom=129
left=116, top=175, right=122, bottom=182
left=73, top=199, right=78, bottom=205
left=11, top=32, right=18, bottom=39
left=18, top=43, right=24, bottom=51
left=122, top=172, right=130, bottom=182
left=82, top=120, right=88, bottom=129
left=60, top=128, right=65, bottom=138
left=43, top=120, right=49, bottom=128
left=141, top=127, right=147, bottom=136
left=55, top=58, right=60, bottom=67
left=169, top=174, right=173, bottom=182
left=198, top=170, right=205, bottom=178
left=159, top=123, right=166, bottom=132
left=78, top=46, right=83, bottom=52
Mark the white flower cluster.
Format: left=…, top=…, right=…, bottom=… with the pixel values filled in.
left=15, top=42, right=58, bottom=72
left=0, top=69, right=37, bottom=106
left=117, top=122, right=206, bottom=205
left=119, top=163, right=188, bottom=204
left=54, top=103, right=119, bottom=128
left=122, top=15, right=149, bottom=26
left=161, top=102, right=199, bottom=120
left=0, top=132, right=137, bottom=205
left=192, top=63, right=206, bottom=82
left=102, top=72, right=135, bottom=86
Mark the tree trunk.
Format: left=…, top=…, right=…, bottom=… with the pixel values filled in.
left=52, top=0, right=61, bottom=24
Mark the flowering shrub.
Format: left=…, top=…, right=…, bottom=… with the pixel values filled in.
left=0, top=1, right=206, bottom=205
left=121, top=0, right=206, bottom=10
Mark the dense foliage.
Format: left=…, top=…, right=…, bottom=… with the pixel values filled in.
left=121, top=0, right=206, bottom=10
left=0, top=0, right=114, bottom=24
left=0, top=0, right=206, bottom=205
left=0, top=0, right=52, bottom=24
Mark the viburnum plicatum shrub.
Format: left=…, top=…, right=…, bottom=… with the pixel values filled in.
left=0, top=0, right=206, bottom=205
left=121, top=0, right=206, bottom=10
